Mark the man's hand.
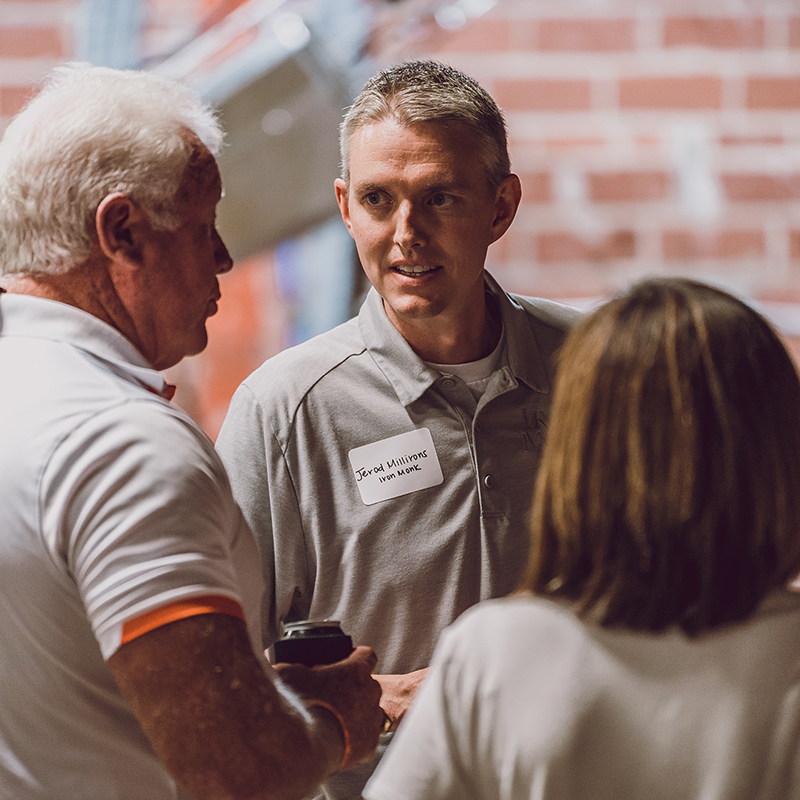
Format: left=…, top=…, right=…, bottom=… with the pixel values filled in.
left=274, top=646, right=385, bottom=769
left=374, top=669, right=428, bottom=732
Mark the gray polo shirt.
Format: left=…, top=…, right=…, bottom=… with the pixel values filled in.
left=217, top=273, right=579, bottom=797
left=217, top=272, right=580, bottom=670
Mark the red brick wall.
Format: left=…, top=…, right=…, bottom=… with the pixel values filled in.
left=402, top=2, right=800, bottom=310
left=0, top=1, right=212, bottom=120
left=0, top=0, right=76, bottom=125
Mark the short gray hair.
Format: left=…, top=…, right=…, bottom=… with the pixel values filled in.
left=0, top=63, right=223, bottom=277
left=339, top=60, right=511, bottom=191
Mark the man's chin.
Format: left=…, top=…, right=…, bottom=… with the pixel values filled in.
left=383, top=296, right=446, bottom=324
left=165, top=331, right=209, bottom=368
left=190, top=332, right=210, bottom=358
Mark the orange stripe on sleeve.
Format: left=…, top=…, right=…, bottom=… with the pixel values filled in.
left=120, top=594, right=245, bottom=646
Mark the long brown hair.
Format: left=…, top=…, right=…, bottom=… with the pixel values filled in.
left=524, top=278, right=800, bottom=634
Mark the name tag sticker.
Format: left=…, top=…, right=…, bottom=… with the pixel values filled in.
left=349, top=428, right=443, bottom=506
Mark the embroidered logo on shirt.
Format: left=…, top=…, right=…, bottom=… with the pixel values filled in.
left=348, top=428, right=444, bottom=505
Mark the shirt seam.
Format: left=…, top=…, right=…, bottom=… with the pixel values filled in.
left=238, top=382, right=315, bottom=610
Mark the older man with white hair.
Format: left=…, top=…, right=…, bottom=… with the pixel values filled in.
left=0, top=63, right=383, bottom=800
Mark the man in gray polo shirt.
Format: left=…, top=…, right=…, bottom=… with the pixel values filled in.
left=216, top=60, right=581, bottom=799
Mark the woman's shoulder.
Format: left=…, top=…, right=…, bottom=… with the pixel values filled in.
left=440, top=593, right=589, bottom=668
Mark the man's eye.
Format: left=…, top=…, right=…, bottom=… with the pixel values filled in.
left=429, top=192, right=454, bottom=208
left=365, top=191, right=385, bottom=206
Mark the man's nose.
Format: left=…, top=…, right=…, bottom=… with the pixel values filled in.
left=393, top=202, right=426, bottom=250
left=214, top=229, right=233, bottom=274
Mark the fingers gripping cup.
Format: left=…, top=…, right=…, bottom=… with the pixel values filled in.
left=272, top=620, right=353, bottom=667
left=274, top=619, right=393, bottom=734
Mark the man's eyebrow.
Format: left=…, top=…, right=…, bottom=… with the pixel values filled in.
left=353, top=178, right=468, bottom=195
left=352, top=182, right=385, bottom=194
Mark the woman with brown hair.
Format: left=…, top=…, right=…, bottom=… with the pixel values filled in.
left=365, top=277, right=800, bottom=800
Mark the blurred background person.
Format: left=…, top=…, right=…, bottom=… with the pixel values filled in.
left=365, top=277, right=800, bottom=800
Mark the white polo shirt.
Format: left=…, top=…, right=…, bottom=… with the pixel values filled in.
left=366, top=591, right=800, bottom=800
left=0, top=294, right=264, bottom=799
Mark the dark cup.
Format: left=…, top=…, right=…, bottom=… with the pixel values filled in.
left=272, top=620, right=354, bottom=667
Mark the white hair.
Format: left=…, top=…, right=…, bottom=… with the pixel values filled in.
left=0, top=63, right=224, bottom=277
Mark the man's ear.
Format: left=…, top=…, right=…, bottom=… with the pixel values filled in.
left=95, top=193, right=146, bottom=266
left=334, top=178, right=354, bottom=237
left=489, top=174, right=522, bottom=244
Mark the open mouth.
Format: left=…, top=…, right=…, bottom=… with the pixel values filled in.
left=392, top=264, right=440, bottom=277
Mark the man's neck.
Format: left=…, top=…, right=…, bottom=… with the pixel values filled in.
left=4, top=260, right=134, bottom=346
left=386, top=294, right=502, bottom=365
left=2, top=273, right=81, bottom=305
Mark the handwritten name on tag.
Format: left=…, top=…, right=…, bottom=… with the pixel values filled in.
left=348, top=428, right=443, bottom=506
